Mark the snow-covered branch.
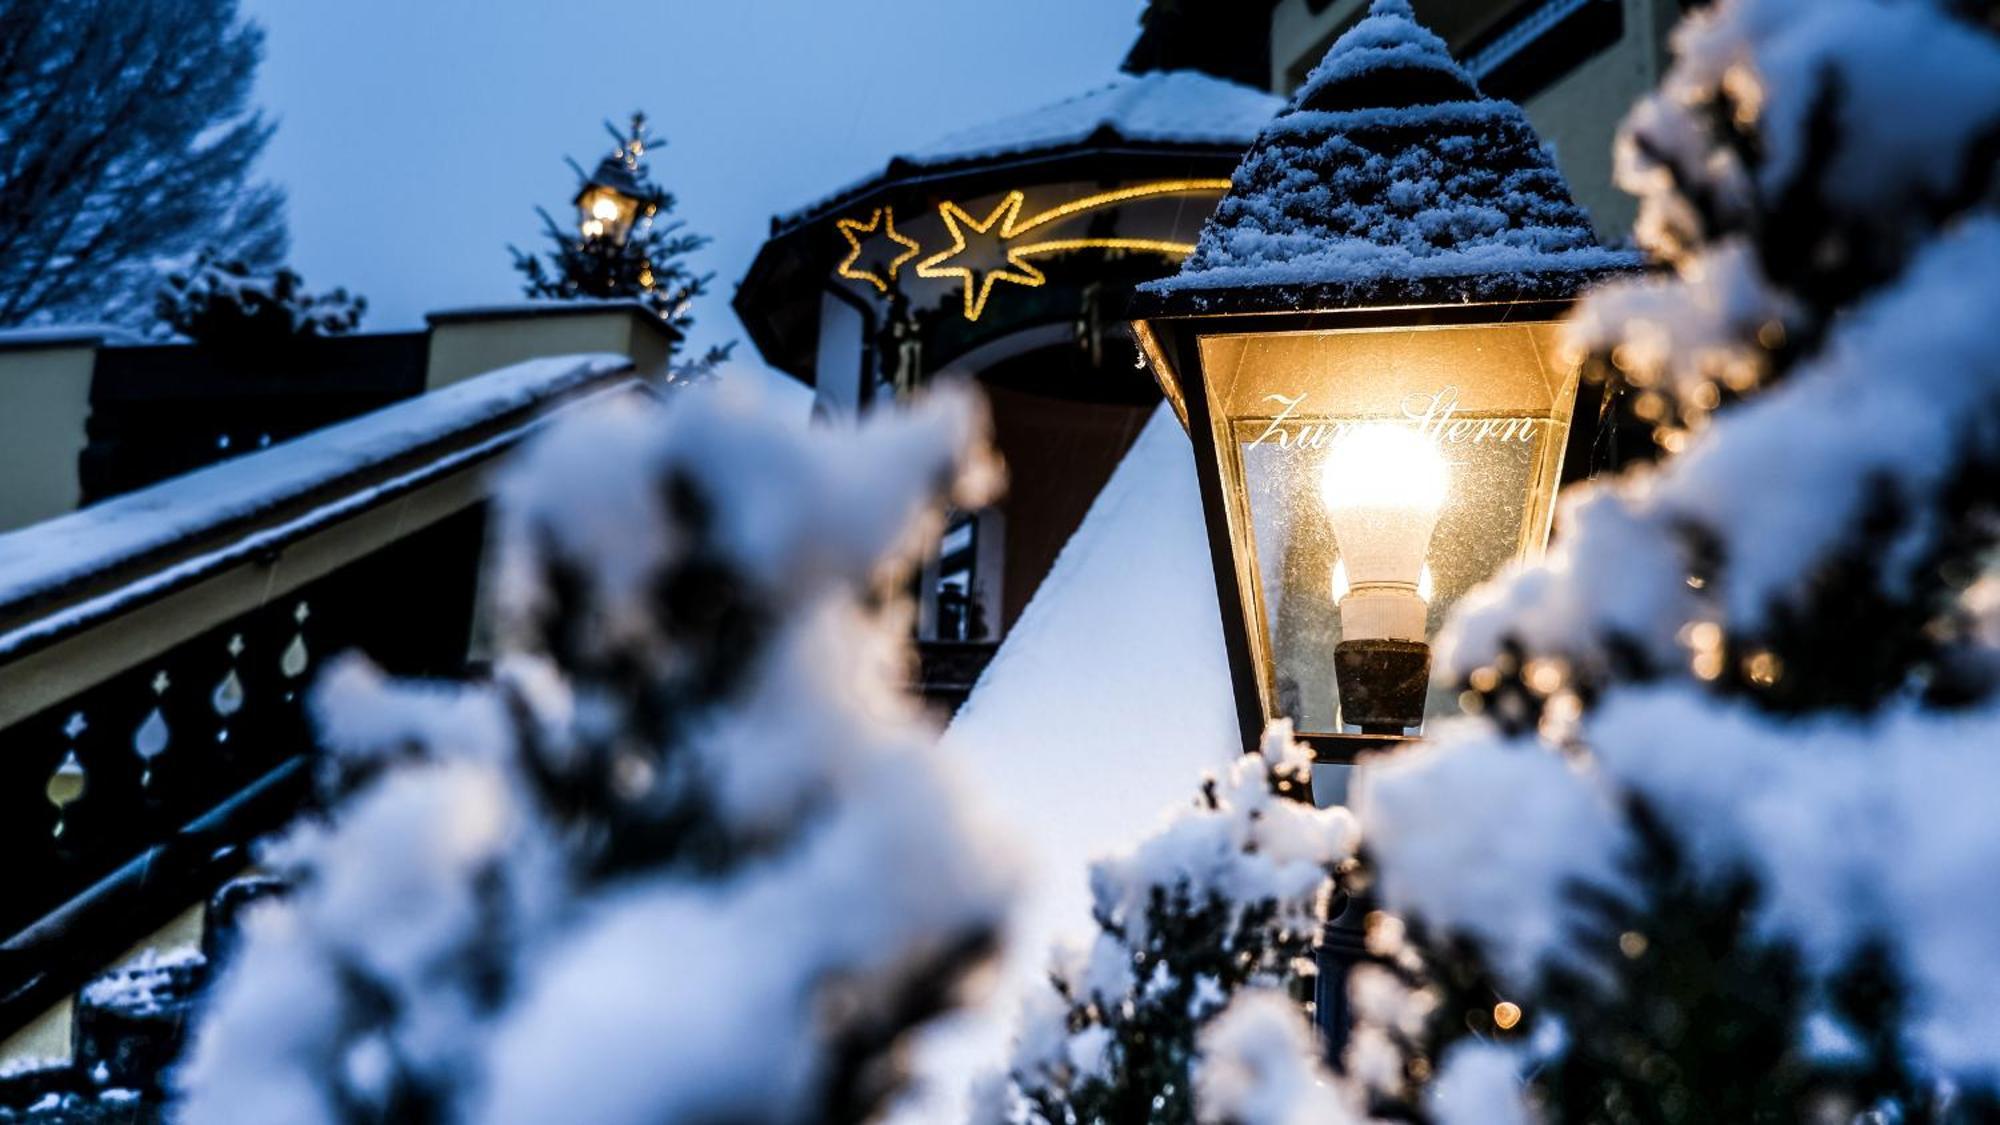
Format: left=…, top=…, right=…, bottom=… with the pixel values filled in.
left=180, top=379, right=1015, bottom=1124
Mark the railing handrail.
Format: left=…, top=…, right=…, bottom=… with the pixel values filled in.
left=0, top=353, right=634, bottom=662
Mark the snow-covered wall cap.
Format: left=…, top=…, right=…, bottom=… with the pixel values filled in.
left=1136, top=0, right=1640, bottom=316
left=425, top=298, right=667, bottom=325
left=0, top=323, right=142, bottom=352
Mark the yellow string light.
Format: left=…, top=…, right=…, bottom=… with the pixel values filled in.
left=835, top=207, right=921, bottom=293
left=1006, top=179, right=1232, bottom=236
left=912, top=180, right=1229, bottom=321
left=915, top=192, right=1042, bottom=321
left=1011, top=238, right=1196, bottom=258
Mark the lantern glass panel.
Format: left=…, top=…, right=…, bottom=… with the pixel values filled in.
left=577, top=186, right=640, bottom=243
left=1193, top=319, right=1577, bottom=736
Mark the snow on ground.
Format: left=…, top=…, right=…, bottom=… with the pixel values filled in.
left=889, top=402, right=1240, bottom=1119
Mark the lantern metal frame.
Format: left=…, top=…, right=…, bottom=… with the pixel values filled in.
left=1133, top=295, right=1593, bottom=765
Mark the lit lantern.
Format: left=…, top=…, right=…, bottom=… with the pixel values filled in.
left=574, top=154, right=649, bottom=245
left=1129, top=0, right=1636, bottom=760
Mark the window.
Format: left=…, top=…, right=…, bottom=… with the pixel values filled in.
left=920, top=510, right=1002, bottom=643
left=934, top=513, right=982, bottom=642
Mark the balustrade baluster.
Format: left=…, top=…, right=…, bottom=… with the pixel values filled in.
left=0, top=710, right=76, bottom=934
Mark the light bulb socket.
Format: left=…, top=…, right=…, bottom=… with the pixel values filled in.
left=1335, top=638, right=1431, bottom=734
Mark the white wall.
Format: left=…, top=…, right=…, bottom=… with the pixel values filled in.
left=0, top=341, right=97, bottom=531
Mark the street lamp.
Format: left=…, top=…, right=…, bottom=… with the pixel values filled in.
left=574, top=154, right=651, bottom=246
left=1129, top=0, right=1634, bottom=762
left=1134, top=300, right=1583, bottom=750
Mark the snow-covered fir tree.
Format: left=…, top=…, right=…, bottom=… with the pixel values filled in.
left=1191, top=0, right=2000, bottom=1121
left=982, top=725, right=1356, bottom=1124
left=510, top=113, right=731, bottom=378
left=175, top=379, right=1014, bottom=1124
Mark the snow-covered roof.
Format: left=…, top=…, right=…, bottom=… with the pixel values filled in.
left=780, top=71, right=1281, bottom=228
left=907, top=70, right=1283, bottom=168
left=1139, top=0, right=1639, bottom=314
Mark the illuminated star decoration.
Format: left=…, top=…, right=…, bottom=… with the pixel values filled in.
left=916, top=180, right=1232, bottom=321
left=915, top=191, right=1045, bottom=322
left=836, top=207, right=922, bottom=292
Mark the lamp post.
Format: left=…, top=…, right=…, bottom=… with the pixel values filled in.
left=1130, top=0, right=1635, bottom=769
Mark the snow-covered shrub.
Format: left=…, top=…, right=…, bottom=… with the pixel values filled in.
left=156, top=250, right=365, bottom=349
left=1194, top=989, right=1359, bottom=1125
left=1320, top=0, right=2000, bottom=1121
left=176, top=379, right=1014, bottom=1124
left=985, top=725, right=1357, bottom=1124
left=1446, top=0, right=2000, bottom=711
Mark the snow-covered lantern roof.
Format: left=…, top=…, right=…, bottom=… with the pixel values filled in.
left=1129, top=0, right=1640, bottom=761
left=733, top=70, right=1281, bottom=403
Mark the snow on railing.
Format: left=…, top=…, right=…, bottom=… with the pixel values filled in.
left=0, top=352, right=631, bottom=652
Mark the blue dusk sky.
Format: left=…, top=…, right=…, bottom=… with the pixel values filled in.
left=240, top=0, right=1146, bottom=371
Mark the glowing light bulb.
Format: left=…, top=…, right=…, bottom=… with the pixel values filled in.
left=590, top=196, right=622, bottom=222
left=581, top=219, right=606, bottom=239
left=1319, top=424, right=1450, bottom=642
